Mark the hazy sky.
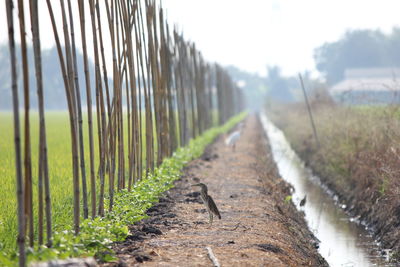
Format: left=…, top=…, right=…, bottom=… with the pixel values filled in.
left=162, top=0, right=400, bottom=76
left=1, top=0, right=400, bottom=77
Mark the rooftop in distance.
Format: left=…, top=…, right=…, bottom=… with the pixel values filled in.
left=331, top=67, right=400, bottom=94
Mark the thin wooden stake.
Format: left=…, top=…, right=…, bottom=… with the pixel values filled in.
left=17, top=0, right=34, bottom=248
left=78, top=0, right=97, bottom=219
left=6, top=0, right=26, bottom=265
left=299, top=73, right=320, bottom=148
left=67, top=0, right=89, bottom=219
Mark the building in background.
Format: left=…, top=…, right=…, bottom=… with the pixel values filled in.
left=329, top=68, right=400, bottom=104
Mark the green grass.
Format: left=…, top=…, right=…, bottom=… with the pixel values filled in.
left=0, top=111, right=246, bottom=266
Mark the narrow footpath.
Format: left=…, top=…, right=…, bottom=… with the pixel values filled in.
left=103, top=115, right=327, bottom=266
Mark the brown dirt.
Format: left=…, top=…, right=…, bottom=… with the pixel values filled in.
left=101, top=115, right=327, bottom=267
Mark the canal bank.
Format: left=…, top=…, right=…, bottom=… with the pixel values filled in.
left=261, top=112, right=398, bottom=266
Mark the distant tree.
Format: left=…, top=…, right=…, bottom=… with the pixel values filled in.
left=225, top=65, right=267, bottom=111
left=265, top=66, right=294, bottom=102
left=386, top=28, right=400, bottom=68
left=0, top=45, right=96, bottom=110
left=314, top=28, right=400, bottom=84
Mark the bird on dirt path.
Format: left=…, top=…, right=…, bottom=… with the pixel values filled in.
left=191, top=183, right=221, bottom=224
left=225, top=131, right=241, bottom=151
left=225, top=123, right=243, bottom=151
left=300, top=195, right=307, bottom=207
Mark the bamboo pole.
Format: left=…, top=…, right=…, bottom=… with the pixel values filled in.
left=174, top=32, right=188, bottom=146
left=157, top=7, right=170, bottom=159
left=120, top=0, right=139, bottom=189
left=216, top=65, right=224, bottom=125
left=115, top=0, right=125, bottom=190
left=137, top=0, right=155, bottom=173
left=95, top=1, right=112, bottom=192
left=118, top=0, right=132, bottom=191
left=67, top=0, right=89, bottom=219
left=17, top=0, right=34, bottom=248
left=59, top=0, right=81, bottom=234
left=78, top=0, right=97, bottom=219
left=207, top=65, right=215, bottom=127
left=164, top=22, right=177, bottom=154
left=188, top=46, right=197, bottom=139
left=37, top=150, right=44, bottom=245
left=88, top=0, right=106, bottom=217
left=29, top=0, right=52, bottom=246
left=133, top=5, right=144, bottom=182
left=47, top=0, right=80, bottom=234
left=104, top=0, right=118, bottom=210
left=145, top=1, right=159, bottom=167
left=129, top=0, right=141, bottom=187
left=118, top=1, right=136, bottom=191
left=6, top=0, right=25, bottom=264
left=6, top=2, right=245, bottom=255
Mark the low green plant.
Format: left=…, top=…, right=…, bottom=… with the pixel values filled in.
left=284, top=195, right=292, bottom=204
left=0, top=112, right=246, bottom=266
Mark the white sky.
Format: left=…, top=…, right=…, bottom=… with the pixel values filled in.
left=1, top=0, right=400, bottom=77
left=162, top=0, right=400, bottom=76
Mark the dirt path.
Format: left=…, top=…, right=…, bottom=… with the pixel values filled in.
left=102, top=115, right=327, bottom=266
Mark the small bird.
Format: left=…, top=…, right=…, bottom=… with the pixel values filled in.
left=300, top=195, right=307, bottom=207
left=191, top=183, right=221, bottom=224
left=225, top=130, right=241, bottom=151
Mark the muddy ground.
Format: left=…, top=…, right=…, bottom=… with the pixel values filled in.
left=101, top=115, right=327, bottom=266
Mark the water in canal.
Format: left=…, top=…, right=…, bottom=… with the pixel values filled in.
left=260, top=114, right=394, bottom=267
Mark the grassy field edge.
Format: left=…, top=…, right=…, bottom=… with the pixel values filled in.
left=267, top=105, right=400, bottom=261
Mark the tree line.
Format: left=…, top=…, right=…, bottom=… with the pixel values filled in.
left=0, top=45, right=98, bottom=110
left=314, top=28, right=400, bottom=84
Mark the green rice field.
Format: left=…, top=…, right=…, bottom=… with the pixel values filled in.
left=0, top=112, right=92, bottom=251
left=0, top=110, right=220, bottom=252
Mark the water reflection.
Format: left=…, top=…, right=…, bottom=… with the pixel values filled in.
left=260, top=114, right=393, bottom=267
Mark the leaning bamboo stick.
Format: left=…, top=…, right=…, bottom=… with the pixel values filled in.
left=87, top=0, right=105, bottom=217
left=60, top=0, right=81, bottom=234
left=67, top=0, right=89, bottom=220
left=119, top=0, right=139, bottom=189
left=118, top=0, right=132, bottom=191
left=47, top=0, right=80, bottom=234
left=29, top=0, right=52, bottom=246
left=78, top=0, right=97, bottom=219
left=299, top=73, right=320, bottom=148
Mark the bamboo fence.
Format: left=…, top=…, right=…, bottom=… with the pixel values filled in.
left=5, top=0, right=244, bottom=265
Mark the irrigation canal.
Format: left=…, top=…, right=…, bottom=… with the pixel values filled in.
left=260, top=114, right=393, bottom=267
